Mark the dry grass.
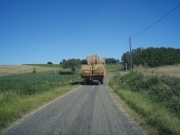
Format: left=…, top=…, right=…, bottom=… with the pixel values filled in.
left=0, top=65, right=61, bottom=76
left=133, top=64, right=180, bottom=78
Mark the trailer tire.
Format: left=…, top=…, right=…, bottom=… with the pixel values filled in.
left=100, top=79, right=104, bottom=84
left=86, top=79, right=89, bottom=85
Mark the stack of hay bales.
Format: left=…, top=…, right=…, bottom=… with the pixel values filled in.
left=86, top=55, right=105, bottom=65
left=81, top=54, right=105, bottom=77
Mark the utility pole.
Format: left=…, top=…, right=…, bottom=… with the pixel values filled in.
left=125, top=63, right=127, bottom=72
left=129, top=37, right=132, bottom=71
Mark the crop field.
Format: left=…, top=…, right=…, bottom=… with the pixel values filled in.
left=0, top=71, right=82, bottom=132
left=106, top=63, right=122, bottom=73
left=0, top=65, right=61, bottom=76
left=0, top=73, right=80, bottom=98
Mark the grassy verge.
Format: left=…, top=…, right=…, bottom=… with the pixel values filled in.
left=109, top=72, right=180, bottom=135
left=0, top=73, right=82, bottom=133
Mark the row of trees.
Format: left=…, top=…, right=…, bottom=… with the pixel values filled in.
left=121, top=47, right=180, bottom=69
left=105, top=58, right=120, bottom=64
left=60, top=58, right=119, bottom=66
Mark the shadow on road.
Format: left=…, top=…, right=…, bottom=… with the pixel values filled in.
left=71, top=80, right=100, bottom=86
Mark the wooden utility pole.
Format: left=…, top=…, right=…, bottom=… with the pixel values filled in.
left=129, top=37, right=132, bottom=71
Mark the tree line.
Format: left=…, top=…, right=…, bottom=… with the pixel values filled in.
left=47, top=58, right=119, bottom=73
left=58, top=58, right=119, bottom=73
left=60, top=58, right=119, bottom=66
left=121, top=47, right=180, bottom=69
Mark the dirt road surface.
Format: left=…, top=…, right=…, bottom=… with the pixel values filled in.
left=4, top=77, right=143, bottom=135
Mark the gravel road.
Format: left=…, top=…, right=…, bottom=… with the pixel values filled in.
left=4, top=77, right=143, bottom=135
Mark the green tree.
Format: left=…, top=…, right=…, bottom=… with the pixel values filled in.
left=105, top=58, right=118, bottom=64
left=47, top=62, right=53, bottom=64
left=121, top=47, right=180, bottom=70
left=68, top=59, right=81, bottom=73
left=61, top=59, right=81, bottom=73
left=62, top=59, right=69, bottom=69
left=81, top=59, right=87, bottom=64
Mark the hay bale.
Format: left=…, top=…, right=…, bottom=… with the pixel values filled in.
left=98, top=58, right=105, bottom=64
left=87, top=54, right=99, bottom=65
left=81, top=65, right=92, bottom=76
left=93, top=64, right=105, bottom=70
left=92, top=64, right=105, bottom=75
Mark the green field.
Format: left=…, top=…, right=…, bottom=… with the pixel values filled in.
left=106, top=63, right=122, bottom=73
left=0, top=73, right=80, bottom=97
left=0, top=72, right=82, bottom=133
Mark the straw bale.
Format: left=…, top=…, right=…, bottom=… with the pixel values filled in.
left=93, top=64, right=105, bottom=70
left=81, top=65, right=92, bottom=70
left=98, top=58, right=105, bottom=64
left=92, top=64, right=105, bottom=75
left=81, top=65, right=92, bottom=76
left=87, top=54, right=99, bottom=65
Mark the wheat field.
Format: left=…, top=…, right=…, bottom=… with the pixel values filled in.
left=0, top=65, right=60, bottom=76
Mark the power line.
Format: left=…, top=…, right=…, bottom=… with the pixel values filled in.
left=132, top=3, right=180, bottom=39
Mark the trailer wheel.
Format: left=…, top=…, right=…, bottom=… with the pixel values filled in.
left=100, top=79, right=104, bottom=84
left=86, top=79, right=89, bottom=85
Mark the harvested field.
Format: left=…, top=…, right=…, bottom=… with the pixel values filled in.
left=133, top=64, right=180, bottom=78
left=0, top=65, right=60, bottom=76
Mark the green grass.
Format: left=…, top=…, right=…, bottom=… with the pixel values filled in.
left=0, top=73, right=82, bottom=132
left=106, top=64, right=122, bottom=73
left=24, top=64, right=61, bottom=68
left=109, top=72, right=180, bottom=135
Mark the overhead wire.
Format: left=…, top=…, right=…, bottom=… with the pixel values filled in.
left=122, top=3, right=180, bottom=62
left=132, top=3, right=180, bottom=39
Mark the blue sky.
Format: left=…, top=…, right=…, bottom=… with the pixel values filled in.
left=1, top=0, right=180, bottom=65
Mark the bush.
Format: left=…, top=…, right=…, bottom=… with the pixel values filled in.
left=59, top=70, right=74, bottom=75
left=47, top=62, right=53, bottom=64
left=32, top=67, right=36, bottom=74
left=117, top=72, right=180, bottom=118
